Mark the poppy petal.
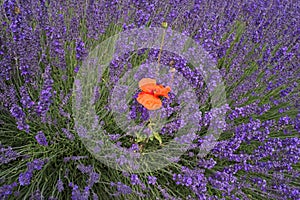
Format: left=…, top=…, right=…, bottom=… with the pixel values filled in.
left=138, top=78, right=156, bottom=89
left=152, top=85, right=171, bottom=98
left=137, top=92, right=162, bottom=110
left=140, top=83, right=157, bottom=94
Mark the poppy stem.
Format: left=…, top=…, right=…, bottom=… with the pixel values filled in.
left=157, top=27, right=166, bottom=76
left=170, top=68, right=176, bottom=86
left=148, top=119, right=154, bottom=133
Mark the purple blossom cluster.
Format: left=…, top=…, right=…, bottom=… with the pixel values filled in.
left=173, top=167, right=208, bottom=199
left=35, top=131, right=48, bottom=146
left=35, top=65, right=54, bottom=122
left=75, top=39, right=87, bottom=61
left=10, top=104, right=29, bottom=133
left=19, top=159, right=47, bottom=186
left=0, top=145, right=19, bottom=164
left=0, top=182, right=17, bottom=199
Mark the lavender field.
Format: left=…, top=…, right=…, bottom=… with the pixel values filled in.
left=0, top=0, right=299, bottom=199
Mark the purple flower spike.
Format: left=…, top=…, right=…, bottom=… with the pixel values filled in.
left=148, top=176, right=157, bottom=185
left=130, top=174, right=140, bottom=185
left=0, top=182, right=18, bottom=199
left=35, top=131, right=48, bottom=146
left=57, top=179, right=64, bottom=192
left=19, top=171, right=33, bottom=186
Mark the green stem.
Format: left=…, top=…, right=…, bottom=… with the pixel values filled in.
left=157, top=28, right=166, bottom=76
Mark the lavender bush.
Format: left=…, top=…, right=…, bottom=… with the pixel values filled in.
left=1, top=0, right=299, bottom=199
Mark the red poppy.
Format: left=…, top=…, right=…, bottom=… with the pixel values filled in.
left=136, top=78, right=171, bottom=110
